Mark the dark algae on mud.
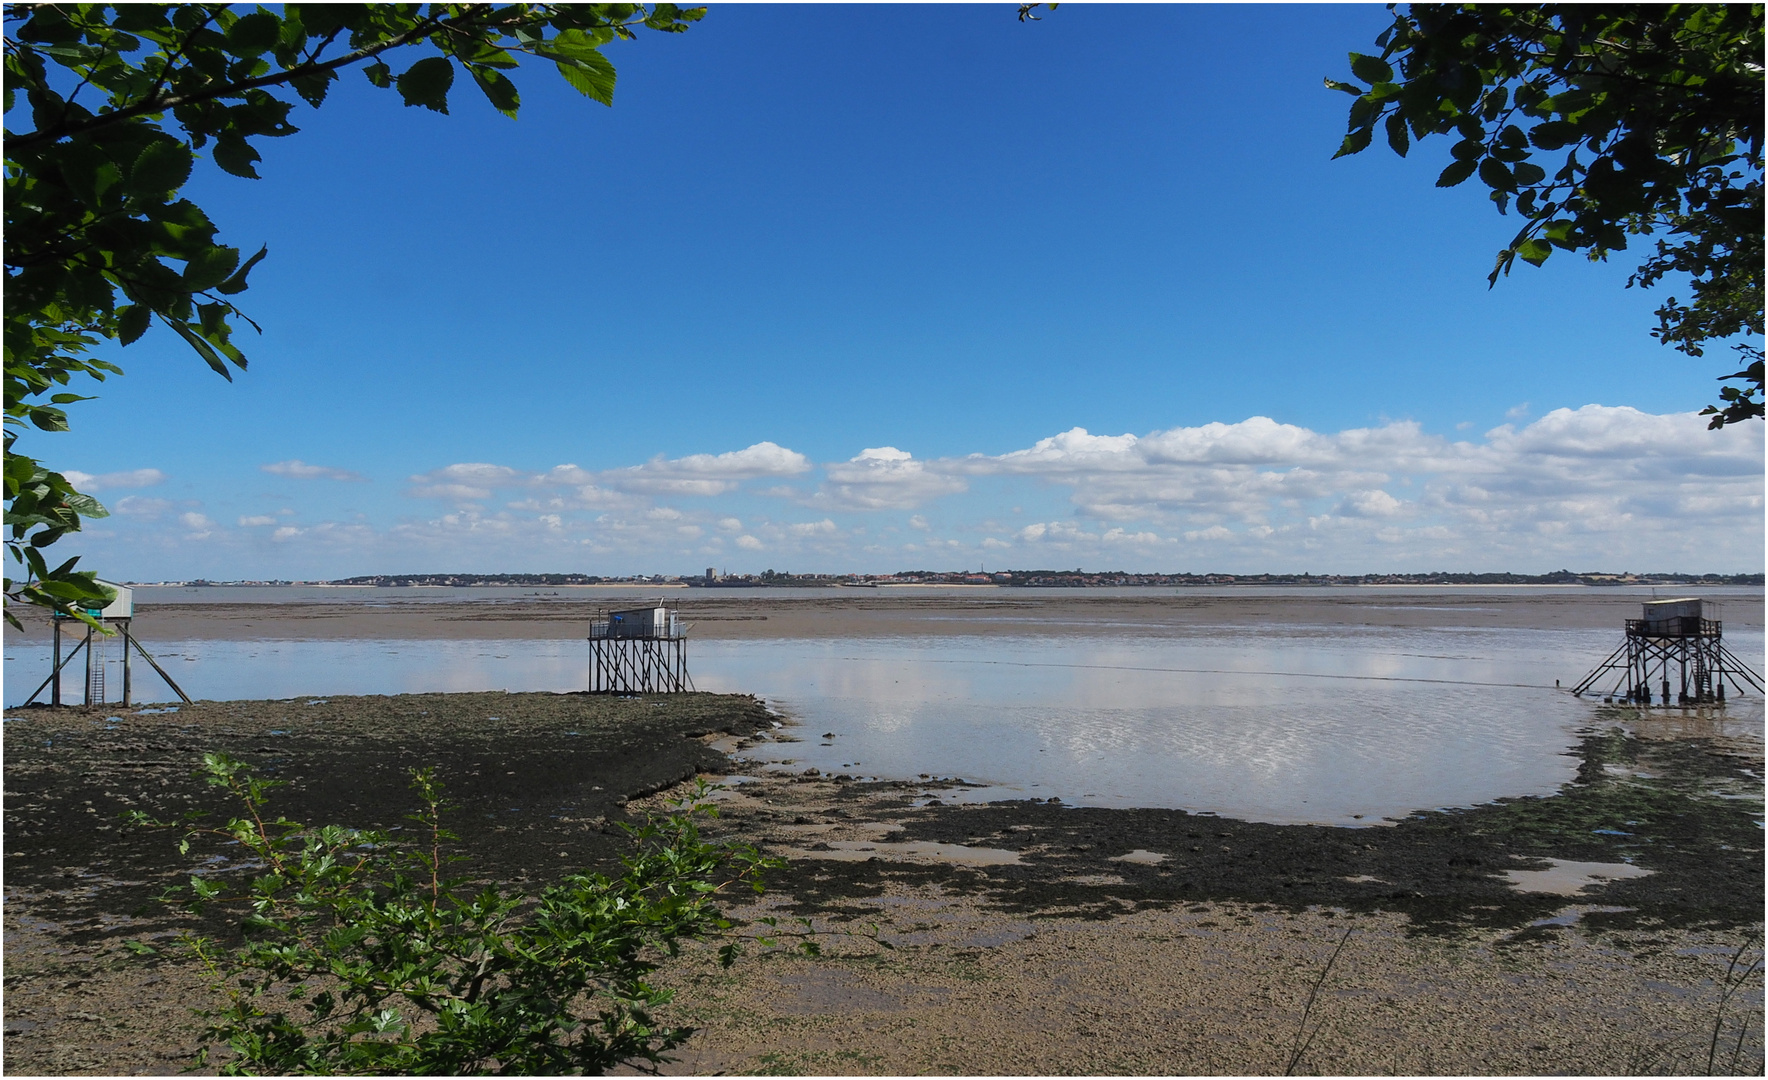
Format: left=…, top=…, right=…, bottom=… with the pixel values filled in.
left=753, top=708, right=1763, bottom=939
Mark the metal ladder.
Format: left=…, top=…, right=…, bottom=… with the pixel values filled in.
left=86, top=634, right=105, bottom=704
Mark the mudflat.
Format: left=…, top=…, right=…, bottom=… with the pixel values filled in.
left=7, top=587, right=1764, bottom=643
left=3, top=691, right=1761, bottom=1075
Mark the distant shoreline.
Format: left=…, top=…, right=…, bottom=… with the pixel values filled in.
left=121, top=575, right=1766, bottom=589
left=10, top=584, right=1762, bottom=644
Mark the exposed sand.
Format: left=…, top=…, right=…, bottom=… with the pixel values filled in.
left=4, top=691, right=1760, bottom=1076
left=8, top=588, right=1762, bottom=642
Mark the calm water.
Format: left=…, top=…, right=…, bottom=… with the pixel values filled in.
left=9, top=620, right=1758, bottom=824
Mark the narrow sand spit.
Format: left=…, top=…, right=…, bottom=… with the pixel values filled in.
left=3, top=690, right=1761, bottom=1075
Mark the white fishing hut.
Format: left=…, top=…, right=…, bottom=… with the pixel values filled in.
left=25, top=581, right=193, bottom=707
left=1573, top=597, right=1761, bottom=705
left=587, top=603, right=692, bottom=693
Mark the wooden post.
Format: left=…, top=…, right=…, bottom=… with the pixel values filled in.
left=127, top=635, right=194, bottom=705
left=122, top=619, right=133, bottom=706
left=83, top=622, right=94, bottom=706
left=51, top=617, right=62, bottom=706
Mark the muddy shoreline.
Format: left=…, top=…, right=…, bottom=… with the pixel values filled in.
left=4, top=691, right=1762, bottom=1075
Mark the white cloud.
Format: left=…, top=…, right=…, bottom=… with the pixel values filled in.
left=407, top=443, right=811, bottom=504
left=74, top=408, right=1762, bottom=576
left=1336, top=489, right=1404, bottom=518
left=113, top=495, right=173, bottom=518
left=262, top=460, right=368, bottom=482
left=940, top=407, right=1761, bottom=568
left=179, top=512, right=214, bottom=540
left=814, top=447, right=967, bottom=510
left=610, top=442, right=811, bottom=496
left=63, top=468, right=165, bottom=491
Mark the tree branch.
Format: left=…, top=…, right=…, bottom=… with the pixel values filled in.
left=8, top=7, right=472, bottom=150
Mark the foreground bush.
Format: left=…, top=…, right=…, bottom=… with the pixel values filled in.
left=128, top=754, right=792, bottom=1074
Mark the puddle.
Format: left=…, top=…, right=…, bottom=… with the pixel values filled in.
left=1502, top=858, right=1654, bottom=895
left=1109, top=849, right=1168, bottom=865
left=1529, top=904, right=1634, bottom=928
left=786, top=840, right=1023, bottom=866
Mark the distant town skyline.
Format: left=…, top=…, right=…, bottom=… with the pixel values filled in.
left=25, top=5, right=1763, bottom=582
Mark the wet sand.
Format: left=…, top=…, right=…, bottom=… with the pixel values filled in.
left=3, top=692, right=1761, bottom=1075
left=10, top=587, right=1762, bottom=643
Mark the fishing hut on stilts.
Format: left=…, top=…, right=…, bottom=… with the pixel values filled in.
left=586, top=603, right=693, bottom=694
left=1572, top=597, right=1762, bottom=705
left=21, top=582, right=194, bottom=707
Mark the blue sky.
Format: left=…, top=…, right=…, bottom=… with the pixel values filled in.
left=28, top=3, right=1765, bottom=579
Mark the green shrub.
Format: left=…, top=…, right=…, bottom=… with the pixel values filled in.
left=128, top=753, right=793, bottom=1075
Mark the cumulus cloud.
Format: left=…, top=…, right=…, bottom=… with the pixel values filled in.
left=813, top=447, right=968, bottom=510
left=1336, top=489, right=1405, bottom=518
left=407, top=443, right=811, bottom=503
left=62, top=468, right=165, bottom=491
left=947, top=407, right=1761, bottom=568
left=179, top=511, right=214, bottom=539
left=262, top=460, right=368, bottom=482
left=609, top=442, right=811, bottom=496
left=78, top=408, right=1762, bottom=575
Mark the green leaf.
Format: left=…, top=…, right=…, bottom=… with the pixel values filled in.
left=212, top=134, right=261, bottom=179
left=1477, top=157, right=1515, bottom=192
left=1331, top=126, right=1374, bottom=160
left=129, top=139, right=194, bottom=195
left=116, top=304, right=151, bottom=345
left=1348, top=52, right=1393, bottom=84
left=216, top=246, right=268, bottom=296
left=469, top=66, right=520, bottom=118
left=1436, top=159, right=1478, bottom=187
left=225, top=12, right=280, bottom=57
left=169, top=321, right=236, bottom=380
left=183, top=246, right=241, bottom=291
left=1528, top=120, right=1577, bottom=151
left=1515, top=238, right=1552, bottom=265
left=1384, top=114, right=1409, bottom=156
left=396, top=56, right=455, bottom=113
left=553, top=51, right=617, bottom=106
left=363, top=60, right=392, bottom=88
left=1512, top=161, right=1546, bottom=186
left=291, top=69, right=335, bottom=108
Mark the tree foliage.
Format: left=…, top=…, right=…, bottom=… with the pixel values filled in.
left=1328, top=4, right=1764, bottom=427
left=127, top=756, right=809, bottom=1075
left=3, top=3, right=702, bottom=626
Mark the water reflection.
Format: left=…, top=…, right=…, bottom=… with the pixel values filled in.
left=6, top=627, right=1760, bottom=826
